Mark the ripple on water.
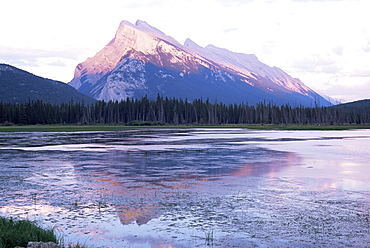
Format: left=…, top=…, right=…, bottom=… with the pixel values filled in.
left=0, top=129, right=370, bottom=247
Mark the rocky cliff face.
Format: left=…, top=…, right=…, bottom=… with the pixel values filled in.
left=69, top=20, right=332, bottom=106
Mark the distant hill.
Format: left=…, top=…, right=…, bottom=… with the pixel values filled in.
left=0, top=64, right=95, bottom=104
left=333, top=99, right=370, bottom=111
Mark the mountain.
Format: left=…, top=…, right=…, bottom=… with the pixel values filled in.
left=0, top=64, right=95, bottom=104
left=332, top=99, right=370, bottom=111
left=69, top=20, right=333, bottom=106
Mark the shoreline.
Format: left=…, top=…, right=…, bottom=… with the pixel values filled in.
left=1, top=124, right=370, bottom=132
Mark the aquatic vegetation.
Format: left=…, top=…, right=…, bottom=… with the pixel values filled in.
left=204, top=230, right=214, bottom=246
left=59, top=240, right=88, bottom=248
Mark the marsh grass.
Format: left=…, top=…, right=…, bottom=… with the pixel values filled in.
left=0, top=216, right=57, bottom=248
left=60, top=240, right=88, bottom=248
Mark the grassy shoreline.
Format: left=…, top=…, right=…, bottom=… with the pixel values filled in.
left=0, top=216, right=57, bottom=248
left=0, top=216, right=87, bottom=248
left=0, top=124, right=370, bottom=132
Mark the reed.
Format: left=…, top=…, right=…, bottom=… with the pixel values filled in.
left=204, top=230, right=214, bottom=246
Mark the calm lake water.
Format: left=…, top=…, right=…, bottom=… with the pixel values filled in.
left=0, top=128, right=369, bottom=247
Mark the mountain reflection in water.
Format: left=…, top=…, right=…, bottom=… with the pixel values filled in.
left=1, top=129, right=369, bottom=248
left=71, top=143, right=299, bottom=226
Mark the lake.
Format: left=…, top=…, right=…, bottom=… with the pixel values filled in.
left=0, top=128, right=369, bottom=247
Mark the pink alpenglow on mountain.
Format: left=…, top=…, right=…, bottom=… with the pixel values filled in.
left=69, top=20, right=333, bottom=106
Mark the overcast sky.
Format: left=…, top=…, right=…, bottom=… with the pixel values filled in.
left=1, top=0, right=370, bottom=102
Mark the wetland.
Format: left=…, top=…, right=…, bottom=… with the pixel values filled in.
left=0, top=128, right=369, bottom=247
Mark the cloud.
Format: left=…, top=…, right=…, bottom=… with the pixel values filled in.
left=324, top=80, right=370, bottom=102
left=0, top=46, right=85, bottom=61
left=46, top=60, right=68, bottom=67
left=0, top=47, right=50, bottom=61
left=332, top=46, right=344, bottom=56
left=223, top=28, right=238, bottom=33
left=212, top=0, right=256, bottom=7
left=291, top=56, right=341, bottom=74
left=0, top=45, right=84, bottom=81
left=0, top=58, right=39, bottom=68
left=349, top=70, right=370, bottom=77
left=292, top=0, right=345, bottom=2
left=363, top=39, right=370, bottom=52
left=320, top=64, right=342, bottom=74
left=121, top=0, right=166, bottom=9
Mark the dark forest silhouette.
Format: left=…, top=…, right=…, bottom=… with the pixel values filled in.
left=1, top=95, right=369, bottom=125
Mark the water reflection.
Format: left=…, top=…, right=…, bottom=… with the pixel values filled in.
left=0, top=129, right=370, bottom=247
left=231, top=152, right=301, bottom=178
left=70, top=142, right=299, bottom=226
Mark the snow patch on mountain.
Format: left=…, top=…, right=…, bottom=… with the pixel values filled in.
left=183, top=40, right=313, bottom=96
left=134, top=20, right=183, bottom=49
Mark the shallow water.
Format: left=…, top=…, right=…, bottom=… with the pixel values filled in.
left=0, top=128, right=369, bottom=247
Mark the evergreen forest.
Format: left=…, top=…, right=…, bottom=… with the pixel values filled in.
left=1, top=96, right=370, bottom=126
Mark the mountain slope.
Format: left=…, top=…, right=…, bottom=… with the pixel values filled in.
left=183, top=39, right=313, bottom=96
left=332, top=99, right=370, bottom=111
left=0, top=64, right=95, bottom=104
left=69, top=20, right=333, bottom=106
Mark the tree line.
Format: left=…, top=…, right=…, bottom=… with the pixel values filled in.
left=0, top=96, right=369, bottom=126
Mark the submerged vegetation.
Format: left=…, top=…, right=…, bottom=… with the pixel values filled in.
left=0, top=216, right=57, bottom=248
left=0, top=96, right=369, bottom=127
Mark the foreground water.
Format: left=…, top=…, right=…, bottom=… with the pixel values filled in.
left=0, top=128, right=369, bottom=247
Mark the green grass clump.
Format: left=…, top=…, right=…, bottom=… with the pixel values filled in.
left=0, top=216, right=57, bottom=248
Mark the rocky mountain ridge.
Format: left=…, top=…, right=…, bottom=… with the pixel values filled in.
left=69, top=20, right=333, bottom=106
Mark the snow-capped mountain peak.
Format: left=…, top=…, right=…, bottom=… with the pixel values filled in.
left=69, top=20, right=332, bottom=106
left=183, top=38, right=202, bottom=53
left=134, top=20, right=183, bottom=49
